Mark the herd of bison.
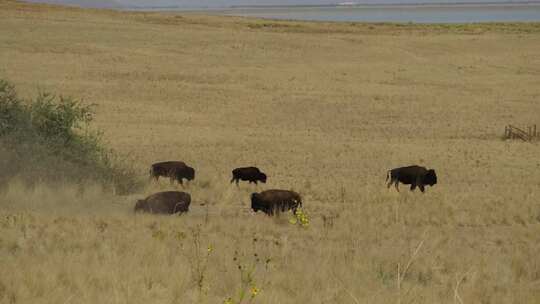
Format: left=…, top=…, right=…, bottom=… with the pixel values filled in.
left=134, top=161, right=438, bottom=216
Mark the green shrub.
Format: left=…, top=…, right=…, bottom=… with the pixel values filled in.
left=0, top=79, right=142, bottom=194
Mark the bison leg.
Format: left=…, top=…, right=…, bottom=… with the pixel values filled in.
left=410, top=183, right=416, bottom=191
left=173, top=202, right=187, bottom=214
left=394, top=180, right=400, bottom=192
left=414, top=176, right=424, bottom=192
left=173, top=203, right=180, bottom=214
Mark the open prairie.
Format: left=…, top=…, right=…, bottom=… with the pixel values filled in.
left=1, top=1, right=540, bottom=303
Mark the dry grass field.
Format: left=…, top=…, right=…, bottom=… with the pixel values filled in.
left=1, top=1, right=540, bottom=303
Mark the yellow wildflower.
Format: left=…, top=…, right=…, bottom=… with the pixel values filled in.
left=290, top=208, right=310, bottom=227
left=250, top=286, right=260, bottom=297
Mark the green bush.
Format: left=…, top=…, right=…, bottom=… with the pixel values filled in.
left=0, top=79, right=142, bottom=194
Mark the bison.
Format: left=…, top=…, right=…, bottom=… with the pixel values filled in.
left=150, top=161, right=195, bottom=185
left=134, top=191, right=191, bottom=214
left=251, top=189, right=302, bottom=216
left=386, top=165, right=437, bottom=192
left=231, top=167, right=267, bottom=185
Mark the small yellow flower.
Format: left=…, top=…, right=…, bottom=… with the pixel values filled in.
left=207, top=245, right=213, bottom=253
left=290, top=208, right=310, bottom=227
left=250, top=286, right=260, bottom=297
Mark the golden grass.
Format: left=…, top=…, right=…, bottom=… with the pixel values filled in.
left=1, top=1, right=540, bottom=303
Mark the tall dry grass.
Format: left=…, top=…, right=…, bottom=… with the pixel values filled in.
left=1, top=1, right=540, bottom=303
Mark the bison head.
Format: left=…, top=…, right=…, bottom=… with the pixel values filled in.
left=176, top=167, right=195, bottom=181
left=259, top=172, right=267, bottom=183
left=251, top=193, right=262, bottom=212
left=134, top=199, right=147, bottom=212
left=425, top=169, right=437, bottom=186
left=186, top=167, right=195, bottom=181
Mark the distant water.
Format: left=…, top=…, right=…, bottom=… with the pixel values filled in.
left=215, top=4, right=540, bottom=23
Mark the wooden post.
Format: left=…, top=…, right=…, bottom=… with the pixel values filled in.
left=510, top=126, right=514, bottom=139
left=510, top=126, right=513, bottom=139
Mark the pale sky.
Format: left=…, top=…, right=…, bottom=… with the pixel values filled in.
left=25, top=0, right=540, bottom=9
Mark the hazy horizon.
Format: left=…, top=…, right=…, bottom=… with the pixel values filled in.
left=23, top=0, right=540, bottom=9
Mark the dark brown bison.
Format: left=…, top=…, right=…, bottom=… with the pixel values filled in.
left=134, top=191, right=191, bottom=214
left=231, top=167, right=267, bottom=185
left=251, top=189, right=302, bottom=216
left=150, top=161, right=195, bottom=185
left=386, top=165, right=437, bottom=192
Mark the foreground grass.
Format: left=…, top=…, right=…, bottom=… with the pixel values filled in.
left=2, top=179, right=540, bottom=304
left=1, top=179, right=540, bottom=303
left=1, top=1, right=540, bottom=303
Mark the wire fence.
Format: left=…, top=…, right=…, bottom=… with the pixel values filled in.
left=504, top=124, right=538, bottom=142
